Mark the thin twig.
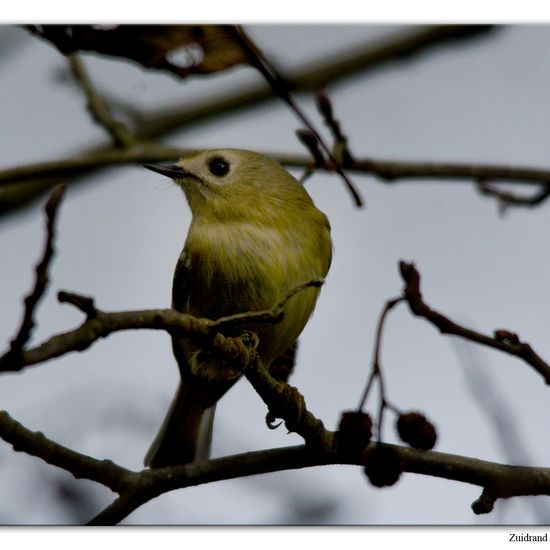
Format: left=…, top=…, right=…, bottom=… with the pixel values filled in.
left=355, top=157, right=550, bottom=189
left=68, top=54, right=135, bottom=148
left=399, top=261, right=550, bottom=384
left=477, top=179, right=550, bottom=211
left=232, top=26, right=363, bottom=207
left=316, top=90, right=353, bottom=167
left=296, top=129, right=326, bottom=168
left=3, top=185, right=65, bottom=369
left=357, top=297, right=404, bottom=440
left=211, top=278, right=324, bottom=331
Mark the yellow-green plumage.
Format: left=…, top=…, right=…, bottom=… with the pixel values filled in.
left=144, top=149, right=331, bottom=467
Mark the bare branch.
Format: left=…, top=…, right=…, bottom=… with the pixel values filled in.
left=1, top=25, right=495, bottom=215
left=230, top=26, right=363, bottom=207
left=316, top=90, right=353, bottom=167
left=0, top=410, right=134, bottom=493
left=356, top=157, right=550, bottom=189
left=3, top=185, right=65, bottom=369
left=211, top=278, right=324, bottom=331
left=0, top=280, right=324, bottom=373
left=0, top=144, right=191, bottom=187
left=6, top=147, right=550, bottom=215
left=398, top=443, right=550, bottom=513
left=296, top=129, right=325, bottom=169
left=2, top=339, right=549, bottom=525
left=1, top=385, right=548, bottom=525
left=244, top=354, right=331, bottom=450
left=88, top=491, right=151, bottom=526
left=38, top=25, right=497, bottom=139
left=477, top=179, right=550, bottom=211
left=67, top=54, right=135, bottom=148
left=399, top=261, right=550, bottom=384
left=90, top=440, right=550, bottom=524
left=357, top=297, right=404, bottom=440
left=0, top=304, right=207, bottom=372
left=89, top=445, right=334, bottom=525
left=133, top=26, right=495, bottom=138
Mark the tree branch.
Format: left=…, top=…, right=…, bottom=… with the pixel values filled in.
left=88, top=491, right=151, bottom=526
left=5, top=23, right=548, bottom=525
left=399, top=261, right=550, bottom=384
left=357, top=297, right=405, bottom=440
left=1, top=388, right=548, bottom=524
left=0, top=410, right=134, bottom=493
left=132, top=25, right=495, bottom=137
left=3, top=185, right=64, bottom=367
left=5, top=146, right=550, bottom=214
left=67, top=54, right=135, bottom=148
left=398, top=443, right=550, bottom=514
left=356, top=157, right=550, bottom=189
left=89, top=440, right=550, bottom=524
left=3, top=271, right=549, bottom=525
left=88, top=445, right=332, bottom=525
left=1, top=25, right=495, bottom=216
left=0, top=280, right=323, bottom=373
left=244, top=354, right=332, bottom=450
left=477, top=179, right=550, bottom=211
left=231, top=26, right=363, bottom=207
left=0, top=143, right=191, bottom=187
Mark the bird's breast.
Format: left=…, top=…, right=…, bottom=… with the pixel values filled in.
left=176, top=220, right=326, bottom=363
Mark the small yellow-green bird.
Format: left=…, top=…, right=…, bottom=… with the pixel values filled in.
left=143, top=149, right=332, bottom=468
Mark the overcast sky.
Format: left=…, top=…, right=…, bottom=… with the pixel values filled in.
left=1, top=24, right=550, bottom=525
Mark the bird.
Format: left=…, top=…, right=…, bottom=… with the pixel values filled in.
left=143, top=148, right=332, bottom=468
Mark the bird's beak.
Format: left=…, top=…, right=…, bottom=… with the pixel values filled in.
left=143, top=163, right=188, bottom=179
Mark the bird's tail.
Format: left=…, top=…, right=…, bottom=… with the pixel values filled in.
left=144, top=379, right=216, bottom=468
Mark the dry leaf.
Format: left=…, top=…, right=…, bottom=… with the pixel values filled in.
left=29, top=25, right=250, bottom=78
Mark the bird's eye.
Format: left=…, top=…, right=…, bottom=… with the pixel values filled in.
left=208, top=157, right=230, bottom=177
